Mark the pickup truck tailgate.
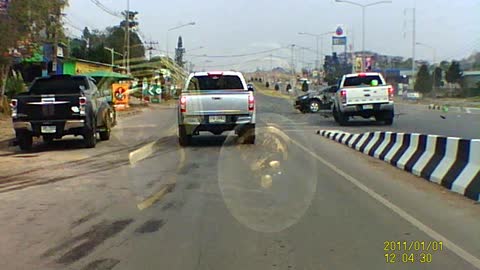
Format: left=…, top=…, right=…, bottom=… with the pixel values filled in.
left=184, top=91, right=250, bottom=115
left=17, top=94, right=80, bottom=121
left=344, top=86, right=390, bottom=105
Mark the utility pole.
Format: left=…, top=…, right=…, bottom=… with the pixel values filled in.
left=144, top=41, right=159, bottom=60
left=51, top=3, right=61, bottom=75
left=126, top=0, right=131, bottom=74
left=291, top=44, right=296, bottom=76
left=412, top=6, right=416, bottom=84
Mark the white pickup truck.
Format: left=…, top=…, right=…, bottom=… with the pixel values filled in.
left=177, top=71, right=256, bottom=146
left=332, top=72, right=395, bottom=126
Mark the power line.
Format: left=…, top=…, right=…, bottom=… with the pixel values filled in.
left=89, top=0, right=123, bottom=18
left=188, top=46, right=289, bottom=59
left=64, top=17, right=84, bottom=32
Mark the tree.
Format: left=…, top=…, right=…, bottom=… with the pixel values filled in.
left=433, top=67, right=443, bottom=88
left=105, top=26, right=145, bottom=63
left=0, top=0, right=68, bottom=104
left=414, top=64, right=432, bottom=93
left=439, top=60, right=450, bottom=71
left=446, top=61, right=462, bottom=85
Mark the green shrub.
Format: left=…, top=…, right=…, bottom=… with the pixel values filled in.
left=6, top=71, right=26, bottom=99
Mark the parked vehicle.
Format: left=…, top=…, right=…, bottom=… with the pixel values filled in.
left=332, top=72, right=395, bottom=126
left=294, top=86, right=338, bottom=113
left=177, top=71, right=255, bottom=146
left=402, top=90, right=422, bottom=100
left=11, top=75, right=116, bottom=150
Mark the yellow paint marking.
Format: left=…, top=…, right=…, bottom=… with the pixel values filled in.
left=135, top=131, right=187, bottom=211
left=128, top=125, right=178, bottom=165
left=137, top=183, right=175, bottom=211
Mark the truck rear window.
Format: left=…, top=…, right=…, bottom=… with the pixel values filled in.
left=30, top=77, right=88, bottom=95
left=187, top=75, right=244, bottom=91
left=343, top=75, right=384, bottom=87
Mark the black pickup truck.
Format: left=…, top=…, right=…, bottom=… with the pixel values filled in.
left=11, top=75, right=116, bottom=150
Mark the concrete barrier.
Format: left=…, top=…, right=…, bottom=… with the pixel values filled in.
left=319, top=130, right=480, bottom=201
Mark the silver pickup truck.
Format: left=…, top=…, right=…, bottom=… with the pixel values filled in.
left=332, top=72, right=394, bottom=126
left=177, top=71, right=256, bottom=146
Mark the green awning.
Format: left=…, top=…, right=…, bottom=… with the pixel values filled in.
left=80, top=71, right=134, bottom=80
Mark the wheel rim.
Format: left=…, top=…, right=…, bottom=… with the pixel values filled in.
left=310, top=102, right=319, bottom=112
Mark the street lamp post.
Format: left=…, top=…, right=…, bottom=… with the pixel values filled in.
left=166, top=22, right=196, bottom=59
left=335, top=0, right=392, bottom=71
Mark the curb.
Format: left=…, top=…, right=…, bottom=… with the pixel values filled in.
left=318, top=130, right=480, bottom=202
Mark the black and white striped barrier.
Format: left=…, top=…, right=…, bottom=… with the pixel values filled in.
left=319, top=130, right=480, bottom=201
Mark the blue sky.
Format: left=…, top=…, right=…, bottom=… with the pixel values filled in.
left=65, top=0, right=480, bottom=70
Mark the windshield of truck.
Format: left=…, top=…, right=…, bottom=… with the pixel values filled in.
left=30, top=77, right=88, bottom=95
left=187, top=75, right=244, bottom=91
left=343, top=75, right=384, bottom=87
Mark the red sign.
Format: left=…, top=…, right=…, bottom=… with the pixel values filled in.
left=336, top=26, right=344, bottom=36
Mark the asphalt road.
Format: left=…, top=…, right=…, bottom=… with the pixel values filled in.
left=0, top=94, right=479, bottom=270
left=268, top=92, right=480, bottom=139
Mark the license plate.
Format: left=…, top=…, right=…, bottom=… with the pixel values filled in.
left=209, top=116, right=226, bottom=123
left=41, top=126, right=56, bottom=134
left=363, top=105, right=374, bottom=110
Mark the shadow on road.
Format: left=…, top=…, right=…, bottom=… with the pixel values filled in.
left=188, top=135, right=239, bottom=148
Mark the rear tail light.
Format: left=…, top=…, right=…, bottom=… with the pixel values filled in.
left=79, top=97, right=87, bottom=116
left=340, top=90, right=347, bottom=104
left=79, top=97, right=87, bottom=106
left=10, top=99, right=17, bottom=118
left=180, top=96, right=187, bottom=113
left=10, top=99, right=17, bottom=108
left=248, top=93, right=255, bottom=111
left=388, top=87, right=394, bottom=101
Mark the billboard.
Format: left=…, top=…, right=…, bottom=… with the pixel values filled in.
left=332, top=37, right=347, bottom=46
left=332, top=24, right=347, bottom=46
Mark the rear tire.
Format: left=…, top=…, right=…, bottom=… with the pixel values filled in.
left=178, top=125, right=191, bottom=147
left=83, top=118, right=97, bottom=148
left=99, top=128, right=111, bottom=141
left=17, top=132, right=33, bottom=151
left=99, top=113, right=112, bottom=141
left=334, top=106, right=349, bottom=126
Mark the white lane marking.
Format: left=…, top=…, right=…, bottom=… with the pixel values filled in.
left=289, top=138, right=480, bottom=269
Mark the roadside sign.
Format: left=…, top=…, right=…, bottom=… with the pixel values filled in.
left=112, top=83, right=130, bottom=110
left=335, top=25, right=347, bottom=37
left=332, top=36, right=347, bottom=46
